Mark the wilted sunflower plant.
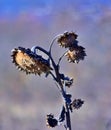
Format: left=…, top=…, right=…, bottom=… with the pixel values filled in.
left=11, top=31, right=86, bottom=130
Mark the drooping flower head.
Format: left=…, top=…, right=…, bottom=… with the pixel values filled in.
left=11, top=47, right=52, bottom=75
left=57, top=31, right=86, bottom=63
left=65, top=46, right=86, bottom=63
left=57, top=31, right=78, bottom=48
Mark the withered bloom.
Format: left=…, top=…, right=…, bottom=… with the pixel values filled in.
left=65, top=46, right=86, bottom=63
left=71, top=99, right=84, bottom=110
left=57, top=31, right=78, bottom=48
left=46, top=114, right=58, bottom=128
left=11, top=47, right=52, bottom=75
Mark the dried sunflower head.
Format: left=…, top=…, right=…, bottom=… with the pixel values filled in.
left=71, top=99, right=84, bottom=110
left=65, top=46, right=86, bottom=63
left=46, top=114, right=58, bottom=128
left=11, top=47, right=52, bottom=75
left=57, top=31, right=78, bottom=48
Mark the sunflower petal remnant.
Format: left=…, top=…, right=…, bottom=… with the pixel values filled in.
left=11, top=47, right=52, bottom=75
left=46, top=114, right=58, bottom=128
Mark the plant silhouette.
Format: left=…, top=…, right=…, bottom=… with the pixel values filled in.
left=11, top=31, right=86, bottom=130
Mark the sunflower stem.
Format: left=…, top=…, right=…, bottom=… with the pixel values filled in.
left=49, top=34, right=61, bottom=54
left=65, top=102, right=72, bottom=130
left=11, top=31, right=86, bottom=130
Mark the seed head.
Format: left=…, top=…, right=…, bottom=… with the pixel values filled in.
left=57, top=31, right=78, bottom=48
left=65, top=46, right=86, bottom=63
left=11, top=47, right=52, bottom=75
left=71, top=99, right=84, bottom=110
left=46, top=114, right=58, bottom=128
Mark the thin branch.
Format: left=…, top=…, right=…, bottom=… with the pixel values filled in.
left=54, top=82, right=61, bottom=91
left=49, top=34, right=60, bottom=54
left=64, top=124, right=67, bottom=130
left=58, top=50, right=67, bottom=65
left=65, top=102, right=72, bottom=130
left=48, top=71, right=57, bottom=82
left=31, top=45, right=72, bottom=130
left=31, top=46, right=56, bottom=69
left=31, top=46, right=49, bottom=56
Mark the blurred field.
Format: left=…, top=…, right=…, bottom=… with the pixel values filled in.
left=0, top=1, right=111, bottom=130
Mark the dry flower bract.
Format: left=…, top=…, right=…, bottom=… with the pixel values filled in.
left=65, top=78, right=73, bottom=88
left=11, top=47, right=52, bottom=75
left=71, top=99, right=84, bottom=110
left=57, top=31, right=78, bottom=48
left=65, top=46, right=86, bottom=63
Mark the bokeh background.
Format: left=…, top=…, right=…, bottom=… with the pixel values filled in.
left=0, top=0, right=111, bottom=130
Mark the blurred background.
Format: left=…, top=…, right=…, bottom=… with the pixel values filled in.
left=0, top=0, right=111, bottom=130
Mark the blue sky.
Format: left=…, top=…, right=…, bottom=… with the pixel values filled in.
left=0, top=0, right=111, bottom=17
